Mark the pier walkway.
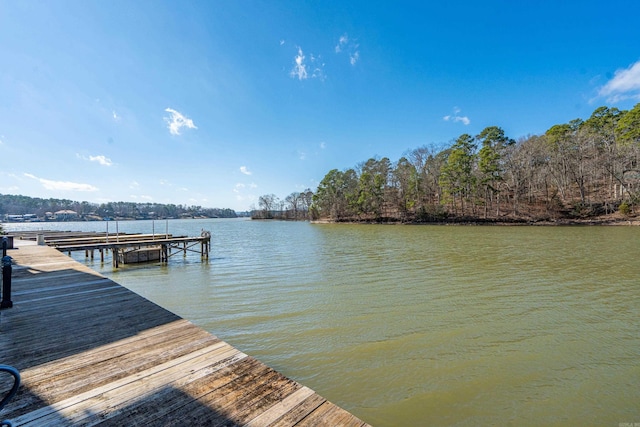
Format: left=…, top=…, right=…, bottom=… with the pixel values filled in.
left=11, top=231, right=211, bottom=267
left=0, top=240, right=370, bottom=426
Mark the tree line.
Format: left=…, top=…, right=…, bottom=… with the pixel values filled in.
left=252, top=190, right=315, bottom=220
left=258, top=104, right=640, bottom=223
left=0, top=194, right=237, bottom=220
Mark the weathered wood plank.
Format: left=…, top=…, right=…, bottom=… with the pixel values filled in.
left=294, top=401, right=367, bottom=427
left=20, top=330, right=218, bottom=403
left=17, top=319, right=200, bottom=384
left=104, top=357, right=269, bottom=427
left=267, top=394, right=328, bottom=427
left=12, top=278, right=112, bottom=296
left=12, top=344, right=243, bottom=425
left=243, top=386, right=316, bottom=427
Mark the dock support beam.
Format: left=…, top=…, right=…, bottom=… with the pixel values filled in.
left=112, top=247, right=119, bottom=268
left=200, top=230, right=211, bottom=259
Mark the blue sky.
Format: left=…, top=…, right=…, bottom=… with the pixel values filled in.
left=1, top=1, right=640, bottom=211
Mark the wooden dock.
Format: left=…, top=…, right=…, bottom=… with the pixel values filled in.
left=11, top=231, right=211, bottom=267
left=0, top=240, right=370, bottom=426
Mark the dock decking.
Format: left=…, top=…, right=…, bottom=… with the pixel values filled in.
left=11, top=231, right=211, bottom=267
left=0, top=241, right=370, bottom=426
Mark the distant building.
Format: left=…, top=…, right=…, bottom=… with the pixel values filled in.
left=54, top=210, right=78, bottom=221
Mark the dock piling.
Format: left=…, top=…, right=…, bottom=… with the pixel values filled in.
left=1, top=255, right=13, bottom=309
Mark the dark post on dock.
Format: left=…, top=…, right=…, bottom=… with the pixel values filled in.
left=1, top=236, right=12, bottom=309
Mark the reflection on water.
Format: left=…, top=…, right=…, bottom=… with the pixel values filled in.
left=7, top=219, right=640, bottom=426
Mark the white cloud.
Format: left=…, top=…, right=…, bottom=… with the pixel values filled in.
left=89, top=155, right=113, bottom=166
left=309, top=54, right=326, bottom=81
left=290, top=48, right=308, bottom=80
left=233, top=182, right=257, bottom=196
left=336, top=33, right=360, bottom=66
left=129, top=181, right=140, bottom=189
left=280, top=39, right=285, bottom=46
left=312, top=66, right=326, bottom=80
left=77, top=153, right=114, bottom=166
left=443, top=107, right=471, bottom=125
left=443, top=115, right=471, bottom=125
left=112, top=110, right=120, bottom=122
left=598, top=60, right=640, bottom=102
left=164, top=108, right=197, bottom=135
left=24, top=173, right=98, bottom=192
left=289, top=47, right=326, bottom=81
left=335, top=34, right=348, bottom=53
left=350, top=51, right=360, bottom=66
left=240, top=166, right=252, bottom=175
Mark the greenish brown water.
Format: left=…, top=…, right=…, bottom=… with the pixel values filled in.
left=9, top=219, right=640, bottom=425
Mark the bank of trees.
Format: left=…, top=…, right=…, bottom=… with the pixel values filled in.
left=0, top=194, right=237, bottom=219
left=309, top=104, right=640, bottom=222
left=251, top=189, right=315, bottom=220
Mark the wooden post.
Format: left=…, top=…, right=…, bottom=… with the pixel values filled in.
left=1, top=255, right=13, bottom=308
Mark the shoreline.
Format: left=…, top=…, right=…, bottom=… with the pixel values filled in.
left=310, top=216, right=640, bottom=226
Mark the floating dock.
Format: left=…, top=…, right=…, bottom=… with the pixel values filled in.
left=0, top=240, right=370, bottom=426
left=11, top=231, right=211, bottom=267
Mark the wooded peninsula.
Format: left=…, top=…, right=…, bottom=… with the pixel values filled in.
left=254, top=104, right=640, bottom=224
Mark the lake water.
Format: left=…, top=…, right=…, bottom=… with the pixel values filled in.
left=6, top=219, right=640, bottom=426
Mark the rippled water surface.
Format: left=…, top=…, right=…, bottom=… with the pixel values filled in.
left=8, top=219, right=640, bottom=426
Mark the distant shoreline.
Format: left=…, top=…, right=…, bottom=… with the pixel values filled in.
left=1, top=216, right=244, bottom=225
